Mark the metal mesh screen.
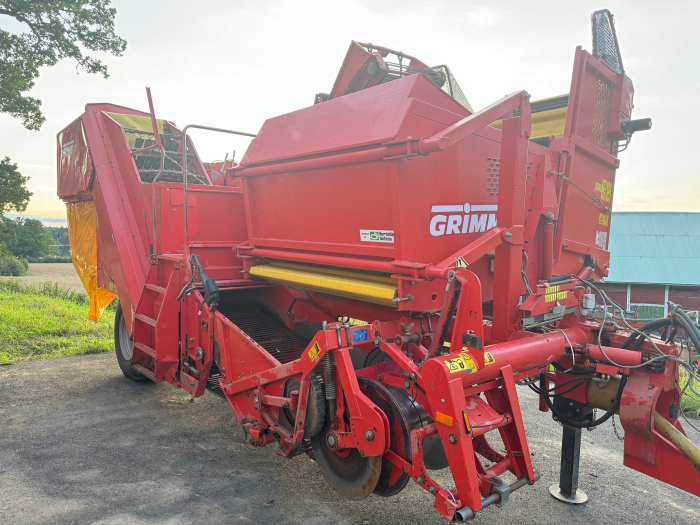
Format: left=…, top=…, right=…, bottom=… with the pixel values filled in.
left=591, top=78, right=613, bottom=148
left=592, top=11, right=622, bottom=74
left=432, top=65, right=473, bottom=112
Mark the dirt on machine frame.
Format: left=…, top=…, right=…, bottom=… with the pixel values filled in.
left=56, top=9, right=698, bottom=523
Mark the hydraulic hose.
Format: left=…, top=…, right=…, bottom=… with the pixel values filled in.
left=673, top=306, right=700, bottom=354
left=540, top=372, right=627, bottom=429
left=540, top=318, right=660, bottom=428
left=551, top=362, right=595, bottom=375
left=620, top=318, right=672, bottom=351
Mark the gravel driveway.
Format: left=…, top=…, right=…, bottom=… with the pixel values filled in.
left=1, top=353, right=698, bottom=524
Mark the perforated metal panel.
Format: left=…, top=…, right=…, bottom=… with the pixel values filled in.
left=591, top=79, right=613, bottom=148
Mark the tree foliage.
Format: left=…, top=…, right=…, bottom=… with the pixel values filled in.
left=0, top=0, right=127, bottom=130
left=3, top=217, right=54, bottom=259
left=0, top=156, right=31, bottom=214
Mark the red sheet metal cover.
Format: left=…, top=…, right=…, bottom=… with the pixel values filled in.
left=241, top=73, right=469, bottom=167
left=57, top=116, right=94, bottom=201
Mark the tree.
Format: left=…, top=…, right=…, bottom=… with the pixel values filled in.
left=5, top=217, right=54, bottom=259
left=0, top=1, right=127, bottom=130
left=0, top=156, right=31, bottom=214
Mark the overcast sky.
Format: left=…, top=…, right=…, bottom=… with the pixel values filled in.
left=1, top=0, right=698, bottom=226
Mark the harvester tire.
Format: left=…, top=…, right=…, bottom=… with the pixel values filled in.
left=282, top=374, right=325, bottom=438
left=114, top=304, right=148, bottom=381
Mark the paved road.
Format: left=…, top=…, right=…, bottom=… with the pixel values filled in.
left=1, top=353, right=698, bottom=524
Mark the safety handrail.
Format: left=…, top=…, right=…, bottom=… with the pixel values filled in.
left=181, top=124, right=256, bottom=237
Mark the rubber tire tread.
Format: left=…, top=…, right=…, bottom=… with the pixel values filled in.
left=114, top=304, right=148, bottom=382
left=307, top=373, right=326, bottom=438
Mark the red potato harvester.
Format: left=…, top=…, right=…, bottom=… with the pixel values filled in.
left=56, top=10, right=699, bottom=522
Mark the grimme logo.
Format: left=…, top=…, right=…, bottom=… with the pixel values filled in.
left=430, top=203, right=497, bottom=236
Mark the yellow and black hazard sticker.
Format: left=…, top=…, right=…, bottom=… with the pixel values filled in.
left=445, top=353, right=477, bottom=374
left=599, top=213, right=609, bottom=226
left=595, top=180, right=612, bottom=202
left=484, top=352, right=496, bottom=366
left=308, top=342, right=321, bottom=362
left=545, top=285, right=568, bottom=303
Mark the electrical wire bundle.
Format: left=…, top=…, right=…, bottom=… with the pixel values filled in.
left=536, top=273, right=700, bottom=434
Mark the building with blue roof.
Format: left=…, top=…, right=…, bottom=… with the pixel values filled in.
left=598, top=212, right=700, bottom=319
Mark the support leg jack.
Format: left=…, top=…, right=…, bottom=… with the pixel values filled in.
left=549, top=424, right=588, bottom=504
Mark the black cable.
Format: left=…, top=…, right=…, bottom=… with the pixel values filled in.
left=530, top=375, right=593, bottom=394
left=529, top=377, right=593, bottom=398
left=620, top=318, right=671, bottom=350
left=551, top=362, right=596, bottom=375
left=673, top=305, right=700, bottom=354
left=541, top=373, right=628, bottom=429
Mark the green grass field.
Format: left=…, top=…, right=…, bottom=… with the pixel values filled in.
left=0, top=280, right=115, bottom=364
left=681, top=370, right=700, bottom=420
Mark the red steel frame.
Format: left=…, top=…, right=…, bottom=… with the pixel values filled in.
left=56, top=18, right=699, bottom=523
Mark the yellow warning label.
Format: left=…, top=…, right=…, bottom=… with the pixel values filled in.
left=308, top=342, right=321, bottom=362
left=445, top=353, right=478, bottom=374
left=545, top=290, right=568, bottom=303
left=484, top=352, right=496, bottom=366
left=595, top=180, right=612, bottom=202
left=599, top=213, right=609, bottom=226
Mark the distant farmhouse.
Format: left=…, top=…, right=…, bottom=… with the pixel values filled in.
left=597, top=213, right=700, bottom=321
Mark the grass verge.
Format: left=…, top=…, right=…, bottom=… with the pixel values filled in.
left=680, top=369, right=700, bottom=419
left=0, top=280, right=116, bottom=364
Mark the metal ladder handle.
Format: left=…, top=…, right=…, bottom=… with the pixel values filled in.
left=180, top=124, right=257, bottom=238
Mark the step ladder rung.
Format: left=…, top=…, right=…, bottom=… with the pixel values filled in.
left=134, top=341, right=156, bottom=358
left=158, top=254, right=182, bottom=262
left=135, top=313, right=157, bottom=327
left=145, top=283, right=167, bottom=294
left=132, top=363, right=157, bottom=381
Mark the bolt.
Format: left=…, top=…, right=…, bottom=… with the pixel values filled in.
left=416, top=477, right=424, bottom=484
left=404, top=380, right=411, bottom=389
left=504, top=231, right=513, bottom=240
left=326, top=434, right=337, bottom=448
left=524, top=91, right=531, bottom=101
left=374, top=337, right=382, bottom=346
left=547, top=212, right=555, bottom=219
left=430, top=486, right=437, bottom=494
left=409, top=372, right=417, bottom=382
left=449, top=434, right=457, bottom=444
left=365, top=430, right=375, bottom=441
left=441, top=399, right=445, bottom=404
